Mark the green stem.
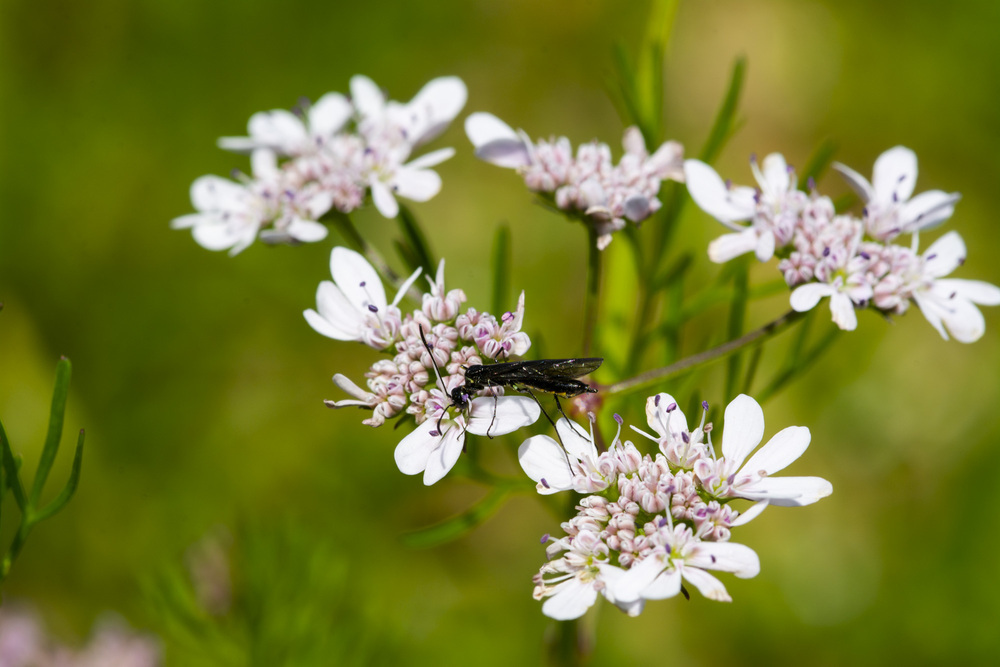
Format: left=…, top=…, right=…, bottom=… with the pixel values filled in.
left=327, top=212, right=423, bottom=301
left=603, top=310, right=805, bottom=396
left=582, top=231, right=603, bottom=356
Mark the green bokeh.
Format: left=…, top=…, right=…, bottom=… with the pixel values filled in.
left=1, top=0, right=998, bottom=664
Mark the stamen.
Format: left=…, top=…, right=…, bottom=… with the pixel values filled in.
left=666, top=402, right=677, bottom=413
left=429, top=430, right=440, bottom=437
left=614, top=413, right=623, bottom=425
left=701, top=401, right=709, bottom=411
left=541, top=478, right=550, bottom=489
left=654, top=394, right=661, bottom=406
left=681, top=432, right=690, bottom=444
left=540, top=533, right=550, bottom=544
left=368, top=304, right=378, bottom=313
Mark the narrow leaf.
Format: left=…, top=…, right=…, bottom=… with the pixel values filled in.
left=0, top=420, right=27, bottom=513
left=401, top=485, right=513, bottom=548
left=724, top=257, right=750, bottom=401
left=396, top=205, right=436, bottom=276
left=32, top=429, right=85, bottom=524
left=491, top=223, right=511, bottom=315
left=30, top=357, right=71, bottom=507
left=800, top=138, right=838, bottom=187
left=699, top=56, right=747, bottom=164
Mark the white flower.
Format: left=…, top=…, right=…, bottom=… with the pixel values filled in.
left=365, top=146, right=456, bottom=219
left=351, top=75, right=467, bottom=148
left=910, top=231, right=1000, bottom=343
left=789, top=272, right=874, bottom=331
left=464, top=112, right=532, bottom=168
left=608, top=524, right=760, bottom=604
left=303, top=246, right=422, bottom=349
left=171, top=150, right=330, bottom=255
left=217, top=92, right=354, bottom=156
left=693, top=394, right=832, bottom=521
left=635, top=392, right=711, bottom=469
left=394, top=395, right=540, bottom=485
left=518, top=419, right=612, bottom=495
left=833, top=146, right=961, bottom=241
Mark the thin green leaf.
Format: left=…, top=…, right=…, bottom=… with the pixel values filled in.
left=758, top=323, right=838, bottom=403
left=491, top=223, right=511, bottom=315
left=32, top=429, right=84, bottom=524
left=396, top=205, right=436, bottom=275
left=0, top=420, right=27, bottom=513
left=401, top=485, right=515, bottom=548
left=800, top=138, right=838, bottom=187
left=742, top=345, right=764, bottom=395
left=30, top=358, right=71, bottom=507
left=392, top=239, right=421, bottom=278
left=699, top=56, right=747, bottom=164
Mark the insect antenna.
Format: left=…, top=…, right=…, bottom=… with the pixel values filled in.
left=418, top=325, right=455, bottom=434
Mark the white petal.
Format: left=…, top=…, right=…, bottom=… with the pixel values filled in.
left=309, top=92, right=352, bottom=138
left=684, top=160, right=755, bottom=224
left=331, top=246, right=386, bottom=311
left=250, top=148, right=279, bottom=179
left=741, top=426, right=811, bottom=476
left=636, top=568, right=681, bottom=600
left=423, top=424, right=466, bottom=485
left=393, top=167, right=442, bottom=202
left=190, top=176, right=246, bottom=212
left=923, top=231, right=966, bottom=278
left=760, top=153, right=790, bottom=195
left=331, top=373, right=373, bottom=401
left=938, top=295, right=987, bottom=343
left=610, top=552, right=666, bottom=602
left=394, top=420, right=444, bottom=476
left=622, top=126, right=646, bottom=155
left=913, top=293, right=949, bottom=340
left=475, top=139, right=532, bottom=169
left=687, top=542, right=760, bottom=578
left=216, top=136, right=258, bottom=153
left=872, top=146, right=917, bottom=205
left=645, top=393, right=687, bottom=439
left=350, top=75, right=384, bottom=118
left=829, top=291, right=858, bottom=331
left=754, top=229, right=776, bottom=262
left=465, top=112, right=519, bottom=147
left=541, top=579, right=598, bottom=621
left=832, top=161, right=874, bottom=202
left=391, top=266, right=424, bottom=307
left=247, top=110, right=308, bottom=153
left=720, top=394, right=765, bottom=468
left=369, top=178, right=399, bottom=218
left=192, top=221, right=251, bottom=252
left=304, top=308, right=357, bottom=341
left=406, top=147, right=455, bottom=170
left=518, top=435, right=573, bottom=493
left=681, top=567, right=731, bottom=601
left=406, top=76, right=467, bottom=144
left=899, top=190, right=959, bottom=232
left=790, top=282, right=834, bottom=313
left=286, top=218, right=329, bottom=243
left=937, top=278, right=1000, bottom=306
left=555, top=419, right=598, bottom=462
left=708, top=229, right=759, bottom=263
left=307, top=282, right=363, bottom=340
left=740, top=476, right=833, bottom=506
left=466, top=396, right=540, bottom=436
left=170, top=213, right=202, bottom=229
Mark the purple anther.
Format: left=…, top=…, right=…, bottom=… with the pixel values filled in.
left=702, top=401, right=709, bottom=411
left=614, top=413, right=623, bottom=425
left=725, top=178, right=733, bottom=190
left=926, top=253, right=937, bottom=261
left=658, top=517, right=669, bottom=527
left=711, top=555, right=717, bottom=563
left=750, top=153, right=758, bottom=163
left=502, top=311, right=513, bottom=322
left=429, top=430, right=440, bottom=437
left=368, top=304, right=378, bottom=313
left=681, top=432, right=690, bottom=444
left=860, top=251, right=871, bottom=260
left=540, top=533, right=550, bottom=544
left=654, top=394, right=661, bottom=406
left=822, top=247, right=831, bottom=257
left=666, top=402, right=677, bottom=412
left=359, top=281, right=366, bottom=287
left=807, top=177, right=816, bottom=191
left=727, top=474, right=736, bottom=484
left=541, top=478, right=550, bottom=489
left=862, top=207, right=869, bottom=217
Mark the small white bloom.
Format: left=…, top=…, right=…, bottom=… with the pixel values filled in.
left=910, top=231, right=1000, bottom=343
left=394, top=395, right=540, bottom=485
left=609, top=524, right=760, bottom=604
left=693, top=395, right=832, bottom=520
left=833, top=146, right=961, bottom=241
left=464, top=112, right=532, bottom=168
left=303, top=246, right=422, bottom=349
left=518, top=419, right=613, bottom=495
left=217, top=92, right=354, bottom=156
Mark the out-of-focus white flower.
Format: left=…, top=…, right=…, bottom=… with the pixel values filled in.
left=834, top=146, right=960, bottom=241
left=694, top=394, right=832, bottom=520
left=303, top=246, right=421, bottom=350
left=395, top=395, right=540, bottom=485
left=909, top=231, right=1000, bottom=343
left=351, top=75, right=467, bottom=148
left=685, top=153, right=812, bottom=262
left=466, top=112, right=684, bottom=249
left=217, top=93, right=354, bottom=157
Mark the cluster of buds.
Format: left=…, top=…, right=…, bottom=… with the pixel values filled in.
left=172, top=75, right=467, bottom=255
left=685, top=147, right=1000, bottom=341
left=465, top=113, right=685, bottom=249
left=517, top=393, right=832, bottom=619
left=305, top=247, right=540, bottom=485
left=0, top=605, right=161, bottom=667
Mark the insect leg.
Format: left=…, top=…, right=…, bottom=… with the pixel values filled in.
left=553, top=395, right=589, bottom=439
left=521, top=387, right=573, bottom=468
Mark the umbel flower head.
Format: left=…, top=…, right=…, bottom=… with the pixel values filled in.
left=685, top=146, right=1000, bottom=341
left=522, top=394, right=831, bottom=620
left=307, top=247, right=540, bottom=484
left=173, top=75, right=466, bottom=255
left=465, top=112, right=685, bottom=250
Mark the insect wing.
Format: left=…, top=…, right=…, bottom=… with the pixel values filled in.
left=515, top=375, right=593, bottom=398
left=516, top=358, right=603, bottom=379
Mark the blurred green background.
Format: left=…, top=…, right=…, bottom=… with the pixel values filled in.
left=1, top=0, right=999, bottom=664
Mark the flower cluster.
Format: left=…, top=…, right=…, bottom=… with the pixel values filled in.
left=0, top=605, right=161, bottom=667
left=518, top=394, right=832, bottom=620
left=173, top=75, right=467, bottom=255
left=685, top=147, right=1000, bottom=341
left=306, top=246, right=541, bottom=484
left=465, top=113, right=685, bottom=249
